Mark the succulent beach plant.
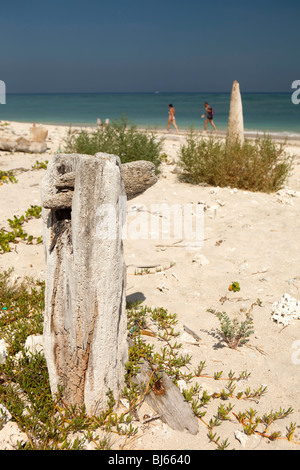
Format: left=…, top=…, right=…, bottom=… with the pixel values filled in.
left=208, top=308, right=254, bottom=349
left=0, top=272, right=299, bottom=449
left=228, top=282, right=240, bottom=292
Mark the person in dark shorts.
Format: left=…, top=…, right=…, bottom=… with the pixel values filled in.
left=201, top=102, right=217, bottom=133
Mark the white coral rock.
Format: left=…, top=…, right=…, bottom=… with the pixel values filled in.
left=271, top=293, right=300, bottom=326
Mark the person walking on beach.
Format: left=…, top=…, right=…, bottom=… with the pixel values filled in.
left=201, top=102, right=217, bottom=133
left=167, top=104, right=178, bottom=132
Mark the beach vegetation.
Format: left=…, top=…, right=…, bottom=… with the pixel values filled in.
left=64, top=115, right=163, bottom=171
left=0, top=272, right=299, bottom=449
left=0, top=270, right=45, bottom=354
left=31, top=160, right=48, bottom=170
left=178, top=130, right=293, bottom=192
left=0, top=170, right=17, bottom=185
left=228, top=281, right=240, bottom=292
left=208, top=308, right=255, bottom=349
left=158, top=152, right=170, bottom=164
left=0, top=206, right=42, bottom=253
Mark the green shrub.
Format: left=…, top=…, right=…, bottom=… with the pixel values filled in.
left=0, top=170, right=17, bottom=185
left=0, top=270, right=45, bottom=355
left=178, top=130, right=293, bottom=192
left=64, top=115, right=163, bottom=171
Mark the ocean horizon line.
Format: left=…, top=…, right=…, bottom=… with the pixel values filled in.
left=1, top=92, right=298, bottom=136
left=5, top=91, right=293, bottom=96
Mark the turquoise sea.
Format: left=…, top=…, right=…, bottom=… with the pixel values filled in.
left=1, top=93, right=300, bottom=137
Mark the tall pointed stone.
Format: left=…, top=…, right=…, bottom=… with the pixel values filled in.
left=227, top=80, right=244, bottom=145
left=41, top=153, right=128, bottom=415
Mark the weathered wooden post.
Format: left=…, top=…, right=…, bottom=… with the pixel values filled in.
left=41, top=153, right=158, bottom=414
left=41, top=153, right=199, bottom=434
left=41, top=153, right=129, bottom=414
left=227, top=80, right=244, bottom=145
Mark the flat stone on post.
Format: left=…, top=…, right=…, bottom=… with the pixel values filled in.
left=42, top=158, right=158, bottom=210
left=120, top=159, right=158, bottom=200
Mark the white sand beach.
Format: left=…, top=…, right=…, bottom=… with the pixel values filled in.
left=0, top=120, right=300, bottom=450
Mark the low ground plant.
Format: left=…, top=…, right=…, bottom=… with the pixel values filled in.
left=64, top=115, right=163, bottom=171
left=31, top=160, right=48, bottom=170
left=0, top=272, right=299, bottom=449
left=0, top=206, right=42, bottom=253
left=209, top=309, right=255, bottom=349
left=178, top=130, right=293, bottom=192
left=0, top=170, right=17, bottom=185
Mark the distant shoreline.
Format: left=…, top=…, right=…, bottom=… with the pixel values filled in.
left=0, top=119, right=300, bottom=144
left=1, top=119, right=300, bottom=143
left=1, top=92, right=299, bottom=137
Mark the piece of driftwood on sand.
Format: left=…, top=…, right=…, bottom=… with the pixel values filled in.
left=129, top=339, right=199, bottom=435
left=0, top=136, right=47, bottom=153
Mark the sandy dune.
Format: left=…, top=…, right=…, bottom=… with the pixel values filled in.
left=0, top=120, right=300, bottom=450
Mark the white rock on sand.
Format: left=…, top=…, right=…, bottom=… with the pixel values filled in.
left=1, top=121, right=300, bottom=450
left=0, top=421, right=28, bottom=450
left=271, top=293, right=300, bottom=326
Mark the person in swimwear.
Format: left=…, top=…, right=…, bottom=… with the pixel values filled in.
left=201, top=102, right=217, bottom=133
left=167, top=104, right=178, bottom=132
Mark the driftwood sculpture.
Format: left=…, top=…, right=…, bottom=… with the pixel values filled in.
left=227, top=80, right=244, bottom=145
left=41, top=153, right=157, bottom=414
left=42, top=153, right=199, bottom=434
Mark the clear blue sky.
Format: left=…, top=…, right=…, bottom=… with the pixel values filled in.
left=1, top=0, right=299, bottom=93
